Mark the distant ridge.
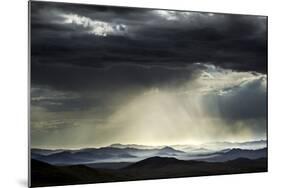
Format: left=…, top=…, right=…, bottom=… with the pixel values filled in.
left=31, top=141, right=267, bottom=165
left=32, top=140, right=267, bottom=151
left=205, top=148, right=267, bottom=162
left=125, top=156, right=202, bottom=169
left=156, top=146, right=185, bottom=156
left=109, top=143, right=159, bottom=149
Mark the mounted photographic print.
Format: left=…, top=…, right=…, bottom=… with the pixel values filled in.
left=29, top=1, right=268, bottom=187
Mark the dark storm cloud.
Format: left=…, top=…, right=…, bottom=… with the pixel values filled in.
left=31, top=95, right=92, bottom=112
left=219, top=78, right=267, bottom=120
left=30, top=1, right=152, bottom=26
left=31, top=61, right=197, bottom=113
left=31, top=1, right=267, bottom=76
left=31, top=61, right=197, bottom=93
left=31, top=85, right=117, bottom=116
left=31, top=86, right=89, bottom=112
left=204, top=76, right=267, bottom=121
left=30, top=1, right=267, bottom=119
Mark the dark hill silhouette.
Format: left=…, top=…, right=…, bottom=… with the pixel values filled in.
left=31, top=159, right=120, bottom=187
left=120, top=156, right=267, bottom=180
left=125, top=156, right=202, bottom=169
left=86, top=162, right=132, bottom=169
left=31, top=156, right=267, bottom=187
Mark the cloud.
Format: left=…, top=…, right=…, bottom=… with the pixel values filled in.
left=153, top=10, right=180, bottom=20
left=30, top=1, right=267, bottom=148
left=153, top=10, right=209, bottom=22
left=185, top=63, right=266, bottom=95
left=31, top=86, right=86, bottom=112
left=31, top=62, right=197, bottom=94
left=30, top=63, right=267, bottom=147
left=180, top=64, right=267, bottom=123
left=60, top=13, right=128, bottom=36
left=31, top=1, right=267, bottom=73
left=209, top=76, right=267, bottom=121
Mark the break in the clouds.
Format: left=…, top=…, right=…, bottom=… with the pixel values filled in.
left=30, top=1, right=267, bottom=149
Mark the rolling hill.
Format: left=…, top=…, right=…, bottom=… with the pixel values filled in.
left=31, top=156, right=267, bottom=187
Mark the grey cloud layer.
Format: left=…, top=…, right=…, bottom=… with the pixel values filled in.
left=31, top=1, right=267, bottom=73
left=30, top=2, right=267, bottom=148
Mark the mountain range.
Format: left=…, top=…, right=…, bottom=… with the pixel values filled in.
left=31, top=140, right=267, bottom=165
left=31, top=146, right=186, bottom=165
left=31, top=140, right=267, bottom=187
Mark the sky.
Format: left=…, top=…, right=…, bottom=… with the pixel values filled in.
left=30, top=1, right=267, bottom=149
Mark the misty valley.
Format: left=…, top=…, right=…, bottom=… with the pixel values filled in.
left=31, top=140, right=267, bottom=187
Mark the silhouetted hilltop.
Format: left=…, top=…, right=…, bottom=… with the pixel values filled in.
left=31, top=156, right=267, bottom=187
left=125, top=156, right=201, bottom=169
left=31, top=159, right=118, bottom=187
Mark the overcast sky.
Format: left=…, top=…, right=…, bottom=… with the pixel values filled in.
left=30, top=1, right=267, bottom=149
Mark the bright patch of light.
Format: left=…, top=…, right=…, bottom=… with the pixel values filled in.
left=61, top=13, right=127, bottom=36
left=154, top=10, right=193, bottom=21
left=186, top=64, right=267, bottom=96
left=154, top=10, right=178, bottom=21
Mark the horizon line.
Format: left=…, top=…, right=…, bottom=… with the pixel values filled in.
left=30, top=139, right=267, bottom=150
